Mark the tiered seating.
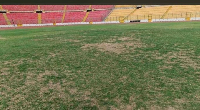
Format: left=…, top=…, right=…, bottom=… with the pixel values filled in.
left=6, top=13, right=38, bottom=24
left=40, top=5, right=65, bottom=11
left=165, top=5, right=200, bottom=18
left=91, top=5, right=114, bottom=9
left=105, top=9, right=135, bottom=21
left=195, top=5, right=200, bottom=12
left=115, top=5, right=136, bottom=8
left=64, top=12, right=86, bottom=22
left=129, top=5, right=170, bottom=20
left=0, top=14, right=7, bottom=25
left=41, top=12, right=63, bottom=23
left=86, top=10, right=109, bottom=22
left=106, top=5, right=200, bottom=21
left=2, top=5, right=37, bottom=11
left=67, top=5, right=90, bottom=10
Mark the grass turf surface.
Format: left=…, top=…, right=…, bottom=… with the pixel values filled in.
left=0, top=22, right=200, bottom=109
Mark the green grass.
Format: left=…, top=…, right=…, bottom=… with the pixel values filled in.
left=0, top=22, right=200, bottom=110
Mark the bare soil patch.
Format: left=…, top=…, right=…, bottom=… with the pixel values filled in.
left=0, top=36, right=6, bottom=40
left=164, top=50, right=199, bottom=69
left=82, top=37, right=145, bottom=54
left=0, top=68, right=10, bottom=76
left=118, top=37, right=133, bottom=41
left=152, top=49, right=199, bottom=70
left=37, top=70, right=58, bottom=82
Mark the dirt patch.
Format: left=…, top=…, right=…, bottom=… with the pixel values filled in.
left=99, top=43, right=124, bottom=54
left=37, top=70, right=58, bottom=82
left=0, top=68, right=9, bottom=75
left=166, top=107, right=176, bottom=110
left=3, top=59, right=29, bottom=67
left=175, top=98, right=187, bottom=104
left=107, top=38, right=117, bottom=43
left=149, top=105, right=162, bottom=110
left=82, top=43, right=125, bottom=54
left=165, top=50, right=199, bottom=69
left=69, top=88, right=78, bottom=94
left=118, top=37, right=133, bottom=41
left=32, top=39, right=41, bottom=41
left=0, top=37, right=6, bottom=40
left=159, top=65, right=173, bottom=70
left=39, top=81, right=68, bottom=102
left=49, top=53, right=57, bottom=57
left=8, top=94, right=31, bottom=110
left=153, top=49, right=199, bottom=70
left=149, top=106, right=177, bottom=110
left=112, top=95, right=136, bottom=110
left=25, top=72, right=37, bottom=86
left=37, top=71, right=68, bottom=102
left=82, top=38, right=145, bottom=54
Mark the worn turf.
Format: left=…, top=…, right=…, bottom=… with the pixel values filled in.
left=0, top=22, right=200, bottom=110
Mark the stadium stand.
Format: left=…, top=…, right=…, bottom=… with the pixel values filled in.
left=63, top=12, right=86, bottom=22
left=0, top=14, right=7, bottom=25
left=41, top=12, right=63, bottom=23
left=164, top=5, right=200, bottom=18
left=2, top=5, right=37, bottom=12
left=1, top=5, right=200, bottom=25
left=86, top=10, right=109, bottom=22
left=128, top=5, right=170, bottom=20
left=91, top=5, right=114, bottom=9
left=105, top=9, right=135, bottom=21
left=40, top=5, right=65, bottom=11
left=67, top=5, right=90, bottom=10
left=115, top=5, right=136, bottom=8
left=6, top=13, right=38, bottom=24
left=105, top=5, right=200, bottom=21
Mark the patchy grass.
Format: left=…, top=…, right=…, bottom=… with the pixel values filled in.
left=0, top=22, right=200, bottom=109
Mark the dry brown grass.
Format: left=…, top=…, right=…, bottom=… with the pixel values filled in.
left=37, top=70, right=58, bottom=82
left=0, top=36, right=6, bottom=40
left=118, top=37, right=134, bottom=41
left=152, top=49, right=199, bottom=70
left=82, top=37, right=145, bottom=54
left=0, top=68, right=9, bottom=76
left=64, top=39, right=80, bottom=43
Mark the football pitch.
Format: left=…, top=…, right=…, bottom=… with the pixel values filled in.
left=0, top=22, right=200, bottom=109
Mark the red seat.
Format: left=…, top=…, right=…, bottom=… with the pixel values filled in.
left=91, top=5, right=114, bottom=9
left=0, top=14, right=7, bottom=25
left=7, top=13, right=38, bottom=24
left=86, top=10, right=110, bottom=22
left=41, top=12, right=63, bottom=23
left=40, top=5, right=65, bottom=11
left=0, top=5, right=113, bottom=24
left=67, top=5, right=90, bottom=10
left=2, top=5, right=37, bottom=11
left=64, top=12, right=86, bottom=22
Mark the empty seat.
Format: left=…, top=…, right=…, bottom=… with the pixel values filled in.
left=40, top=5, right=65, bottom=11
left=91, top=5, right=114, bottom=9
left=64, top=12, right=86, bottom=22
left=7, top=13, right=38, bottom=24
left=2, top=5, right=37, bottom=11
left=41, top=12, right=63, bottom=23
left=0, top=14, right=7, bottom=25
left=67, top=5, right=90, bottom=10
left=86, top=10, right=109, bottom=22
